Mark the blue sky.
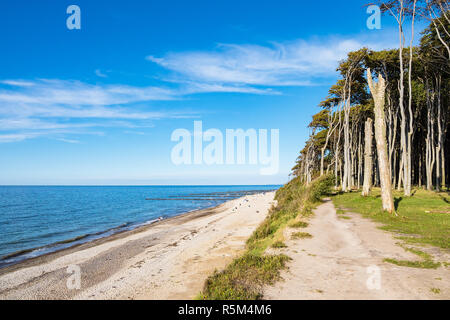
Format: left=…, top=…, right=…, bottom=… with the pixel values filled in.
left=0, top=0, right=426, bottom=185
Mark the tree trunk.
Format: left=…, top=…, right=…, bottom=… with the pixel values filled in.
left=367, top=69, right=395, bottom=214
left=405, top=0, right=417, bottom=197
left=362, top=118, right=374, bottom=197
left=436, top=75, right=442, bottom=191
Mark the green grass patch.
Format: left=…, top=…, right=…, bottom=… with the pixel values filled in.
left=271, top=241, right=287, bottom=249
left=384, top=245, right=442, bottom=269
left=199, top=174, right=335, bottom=300
left=332, top=189, right=450, bottom=249
left=430, top=288, right=441, bottom=294
left=289, top=221, right=309, bottom=228
left=383, top=258, right=441, bottom=269
left=338, top=216, right=351, bottom=220
left=198, top=254, right=290, bottom=300
left=291, top=232, right=313, bottom=240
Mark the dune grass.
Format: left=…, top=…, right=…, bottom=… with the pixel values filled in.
left=271, top=241, right=288, bottom=248
left=198, top=174, right=334, bottom=300
left=289, top=221, right=309, bottom=228
left=291, top=232, right=313, bottom=240
left=197, top=254, right=290, bottom=300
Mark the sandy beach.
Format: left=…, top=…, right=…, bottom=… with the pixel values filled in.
left=0, top=191, right=276, bottom=300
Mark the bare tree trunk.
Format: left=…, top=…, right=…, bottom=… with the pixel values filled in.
left=362, top=118, right=373, bottom=196
left=436, top=75, right=442, bottom=191
left=320, top=106, right=338, bottom=176
left=358, top=131, right=362, bottom=189
left=397, top=157, right=403, bottom=191
left=419, top=152, right=422, bottom=188
left=406, top=0, right=417, bottom=197
left=425, top=77, right=435, bottom=191
left=343, top=99, right=350, bottom=192
left=367, top=69, right=395, bottom=214
left=334, top=107, right=343, bottom=189
left=442, top=141, right=446, bottom=189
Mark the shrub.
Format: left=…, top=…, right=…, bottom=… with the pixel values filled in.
left=308, top=174, right=335, bottom=202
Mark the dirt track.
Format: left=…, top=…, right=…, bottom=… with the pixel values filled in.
left=264, top=199, right=449, bottom=300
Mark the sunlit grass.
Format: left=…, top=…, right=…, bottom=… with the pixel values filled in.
left=332, top=188, right=450, bottom=249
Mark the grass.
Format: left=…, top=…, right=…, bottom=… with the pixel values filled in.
left=383, top=245, right=441, bottom=269
left=430, top=288, right=441, bottom=294
left=291, top=232, right=313, bottom=240
left=198, top=174, right=335, bottom=300
left=333, top=188, right=449, bottom=269
left=271, top=241, right=287, bottom=248
left=197, top=254, right=290, bottom=300
left=289, top=221, right=309, bottom=228
left=332, top=189, right=450, bottom=249
left=383, top=258, right=441, bottom=269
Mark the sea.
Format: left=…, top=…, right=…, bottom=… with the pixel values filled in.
left=0, top=185, right=280, bottom=268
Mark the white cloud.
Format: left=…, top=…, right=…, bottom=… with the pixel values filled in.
left=95, top=69, right=108, bottom=78
left=0, top=79, right=194, bottom=143
left=56, top=138, right=81, bottom=144
left=0, top=133, right=42, bottom=143
left=0, top=32, right=400, bottom=143
left=147, top=34, right=398, bottom=87
left=1, top=80, right=35, bottom=87
left=0, top=79, right=177, bottom=107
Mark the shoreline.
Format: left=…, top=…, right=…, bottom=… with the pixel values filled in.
left=0, top=191, right=276, bottom=299
left=0, top=188, right=277, bottom=270
left=0, top=189, right=277, bottom=271
left=0, top=201, right=227, bottom=276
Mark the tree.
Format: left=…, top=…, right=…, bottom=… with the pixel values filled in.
left=367, top=69, right=395, bottom=213
left=362, top=118, right=374, bottom=196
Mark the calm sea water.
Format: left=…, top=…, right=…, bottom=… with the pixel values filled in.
left=0, top=185, right=279, bottom=268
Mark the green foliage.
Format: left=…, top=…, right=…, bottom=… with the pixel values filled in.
left=308, top=174, right=335, bottom=202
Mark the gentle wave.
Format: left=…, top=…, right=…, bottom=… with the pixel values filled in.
left=0, top=186, right=279, bottom=268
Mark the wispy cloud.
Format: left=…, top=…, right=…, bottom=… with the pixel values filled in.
left=56, top=138, right=81, bottom=144
left=1, top=32, right=399, bottom=143
left=147, top=34, right=398, bottom=88
left=95, top=69, right=108, bottom=78
left=0, top=79, right=193, bottom=143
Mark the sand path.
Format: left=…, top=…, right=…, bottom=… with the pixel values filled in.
left=264, top=199, right=449, bottom=300
left=0, top=192, right=275, bottom=300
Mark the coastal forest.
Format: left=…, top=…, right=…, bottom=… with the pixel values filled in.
left=292, top=0, right=450, bottom=213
